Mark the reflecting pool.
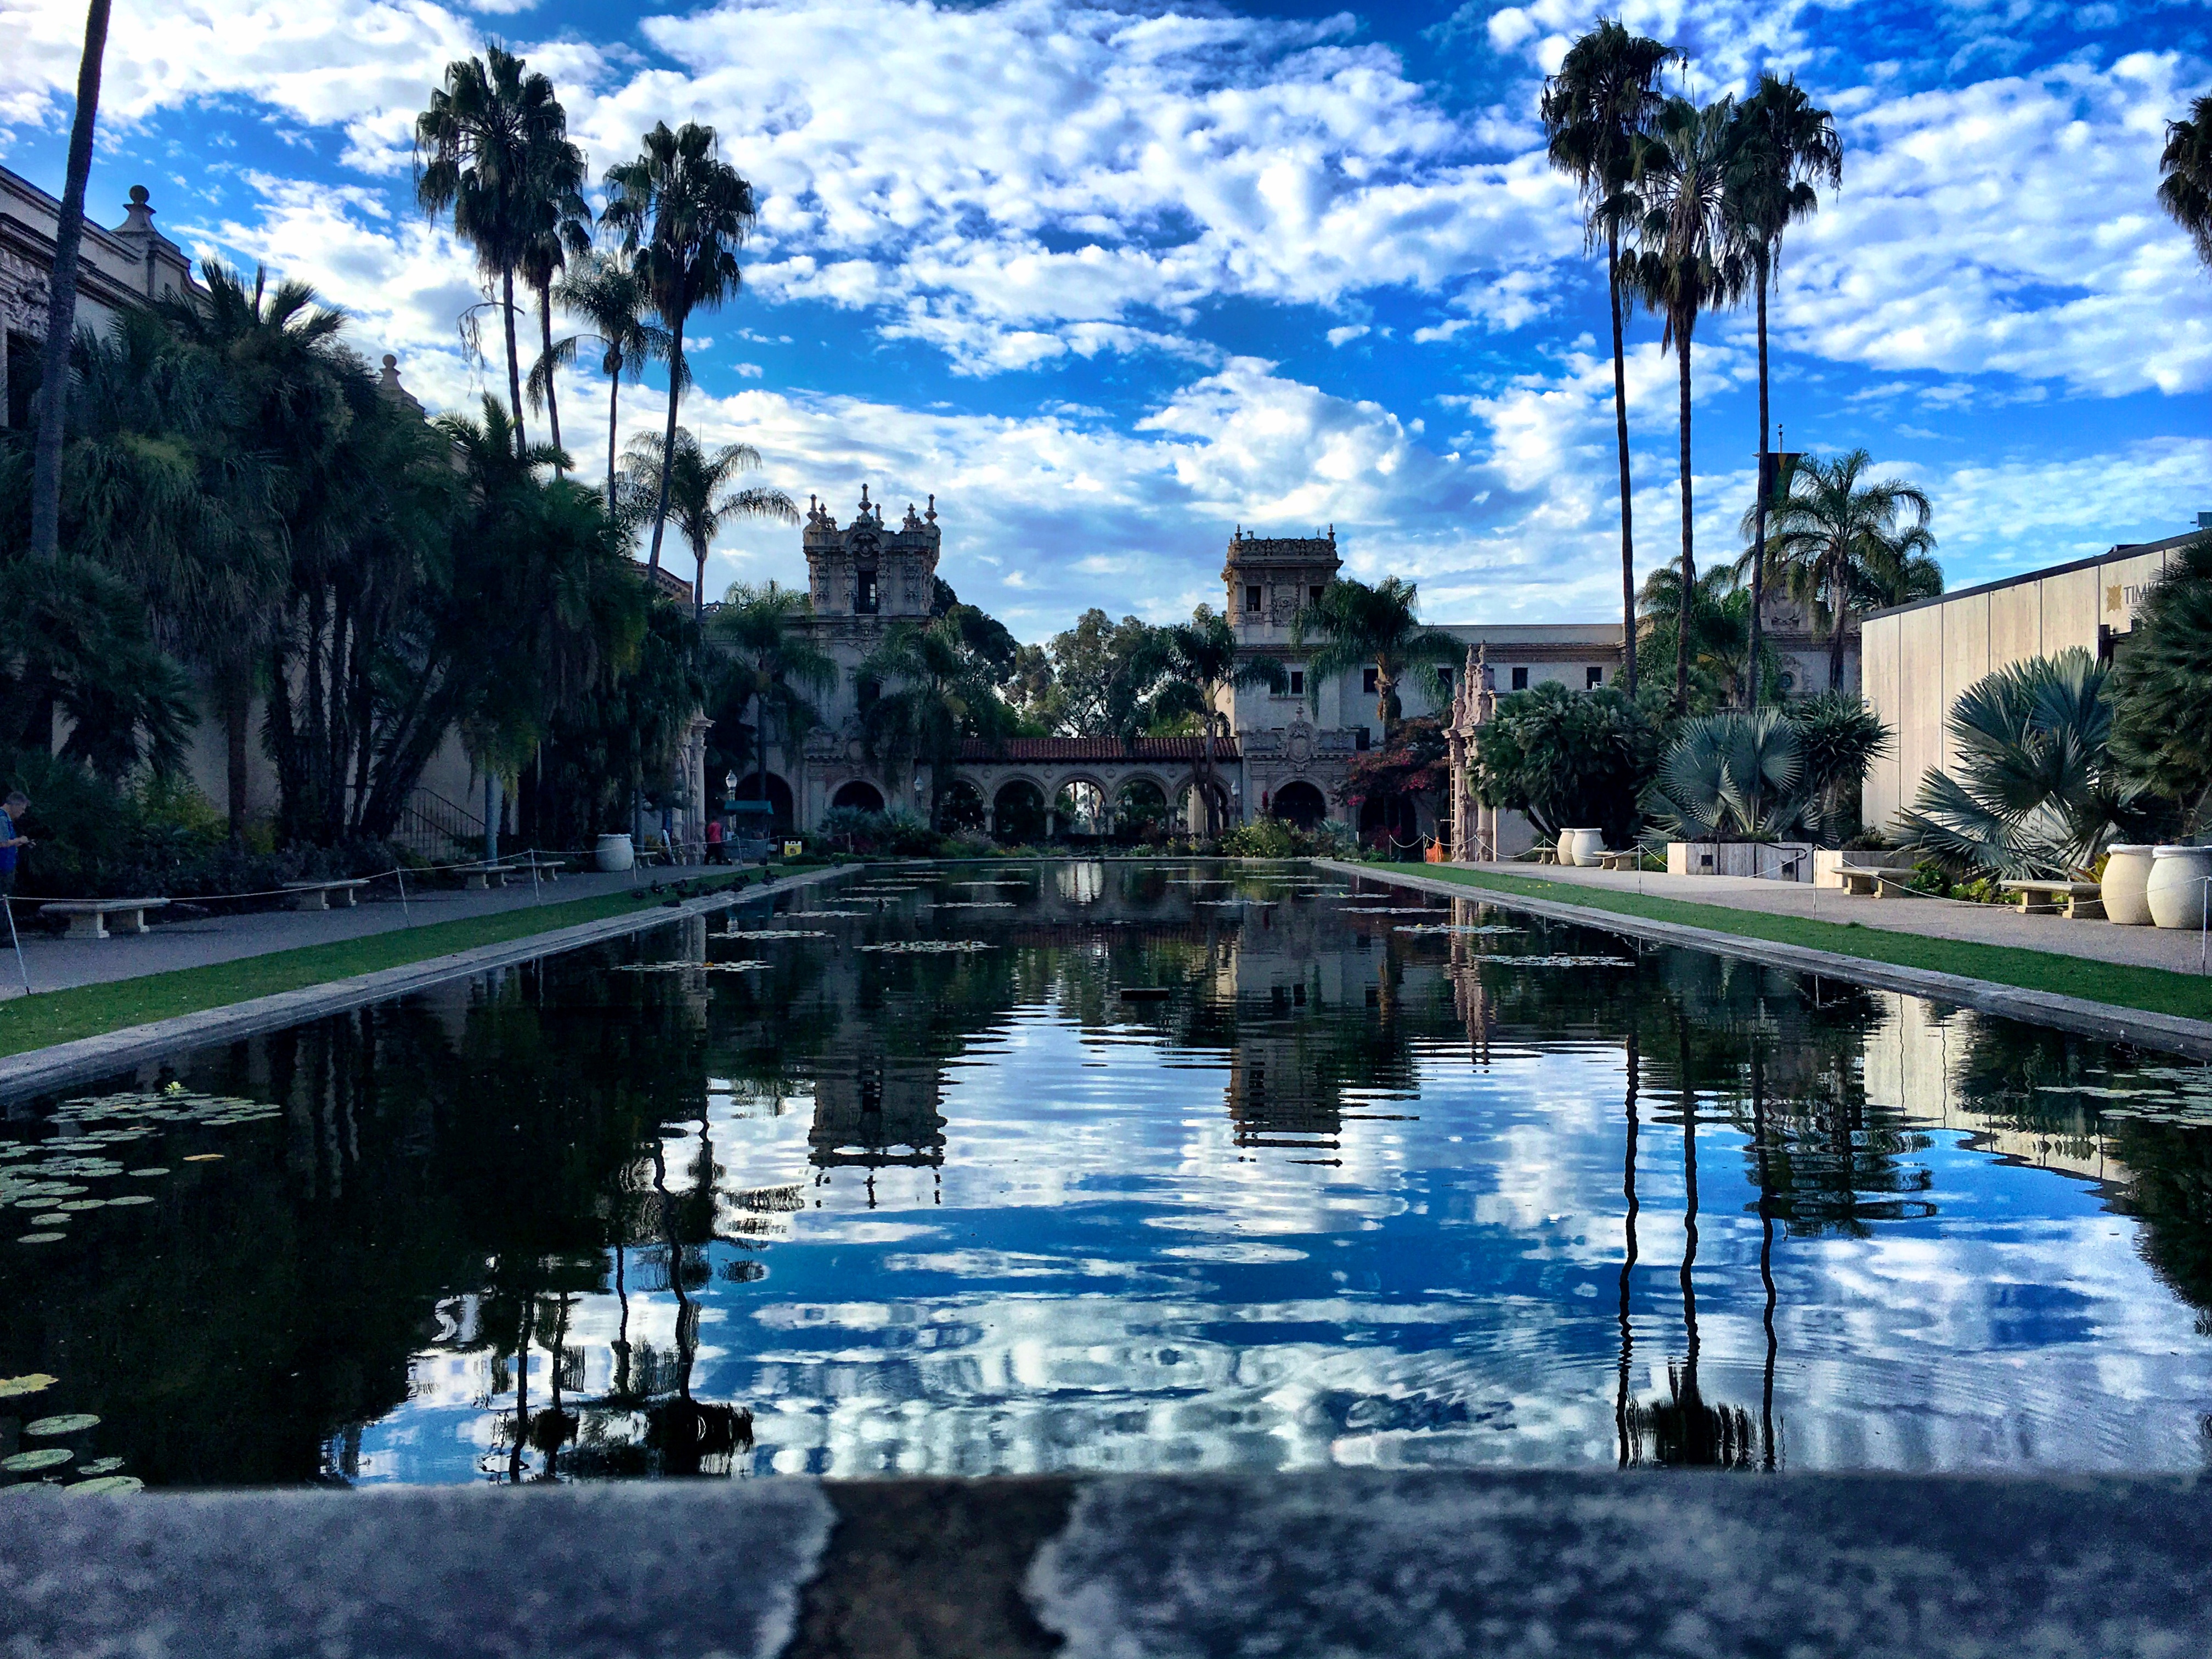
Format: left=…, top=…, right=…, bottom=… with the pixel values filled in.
left=2, top=860, right=2209, bottom=1489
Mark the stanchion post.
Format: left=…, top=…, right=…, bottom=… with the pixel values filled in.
left=4, top=897, right=30, bottom=997
left=396, top=862, right=411, bottom=924
left=530, top=849, right=542, bottom=904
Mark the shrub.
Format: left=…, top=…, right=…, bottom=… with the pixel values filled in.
left=1218, top=819, right=1353, bottom=859
left=1469, top=682, right=1661, bottom=848
left=2112, top=533, right=2212, bottom=830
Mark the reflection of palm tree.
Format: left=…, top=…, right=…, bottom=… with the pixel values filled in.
left=1616, top=1029, right=1641, bottom=1468
left=1752, top=1048, right=1778, bottom=1468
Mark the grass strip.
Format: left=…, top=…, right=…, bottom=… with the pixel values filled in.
left=1373, top=864, right=2212, bottom=1023
left=0, top=868, right=819, bottom=1059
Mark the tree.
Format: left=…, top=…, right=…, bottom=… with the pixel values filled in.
left=1468, top=680, right=1661, bottom=847
left=1291, top=575, right=1463, bottom=737
left=1725, top=74, right=1841, bottom=708
left=1043, top=608, right=1167, bottom=737
left=1749, top=447, right=1937, bottom=690
left=1541, top=20, right=1678, bottom=699
left=602, top=122, right=758, bottom=574
left=1629, top=94, right=1746, bottom=711
left=27, top=0, right=112, bottom=562
left=1789, top=691, right=1892, bottom=834
left=515, top=136, right=592, bottom=474
left=707, top=581, right=836, bottom=816
left=414, top=47, right=578, bottom=457
left=2111, top=534, right=2212, bottom=831
left=619, top=427, right=798, bottom=620
left=1647, top=709, right=1809, bottom=842
left=855, top=613, right=1018, bottom=826
left=2159, top=91, right=2212, bottom=272
left=533, top=250, right=675, bottom=505
left=1144, top=606, right=1283, bottom=837
left=1637, top=562, right=1763, bottom=713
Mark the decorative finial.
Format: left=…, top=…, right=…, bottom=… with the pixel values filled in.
left=128, top=184, right=149, bottom=206
left=926, top=493, right=936, bottom=522
left=381, top=353, right=397, bottom=370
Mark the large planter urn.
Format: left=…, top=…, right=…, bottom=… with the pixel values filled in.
left=2100, top=844, right=2156, bottom=926
left=595, top=833, right=635, bottom=873
left=1560, top=828, right=1606, bottom=867
left=2145, top=845, right=2212, bottom=929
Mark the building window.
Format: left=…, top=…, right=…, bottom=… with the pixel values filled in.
left=1511, top=667, right=1530, bottom=691
left=1585, top=665, right=1604, bottom=689
left=1287, top=669, right=1305, bottom=696
left=1308, top=584, right=1324, bottom=606
left=1245, top=584, right=1263, bottom=613
left=1362, top=667, right=1379, bottom=694
left=1356, top=726, right=1371, bottom=751
left=855, top=571, right=878, bottom=614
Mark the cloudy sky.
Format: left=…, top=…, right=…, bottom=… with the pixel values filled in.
left=3, top=0, right=2209, bottom=637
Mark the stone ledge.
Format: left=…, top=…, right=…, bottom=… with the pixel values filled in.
left=1327, top=859, right=2212, bottom=1060
left=0, top=1470, right=2205, bottom=1657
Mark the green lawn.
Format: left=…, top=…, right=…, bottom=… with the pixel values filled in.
left=0, top=868, right=813, bottom=1060
left=1363, top=863, right=2212, bottom=1023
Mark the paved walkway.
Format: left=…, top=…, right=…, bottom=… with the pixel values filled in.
left=0, top=864, right=737, bottom=996
left=1447, top=861, right=2212, bottom=974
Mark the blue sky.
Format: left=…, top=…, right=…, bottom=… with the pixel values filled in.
left=4, top=0, right=2210, bottom=639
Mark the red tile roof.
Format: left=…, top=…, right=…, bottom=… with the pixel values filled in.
left=957, top=737, right=1239, bottom=763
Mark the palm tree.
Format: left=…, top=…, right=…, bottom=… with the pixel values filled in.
left=620, top=427, right=798, bottom=619
left=602, top=122, right=758, bottom=574
left=2111, top=534, right=2212, bottom=831
left=1630, top=94, right=1747, bottom=712
left=1143, top=606, right=1284, bottom=837
left=29, top=0, right=114, bottom=561
left=855, top=616, right=1017, bottom=825
left=532, top=250, right=676, bottom=504
left=709, top=582, right=836, bottom=819
left=414, top=47, right=577, bottom=455
left=1637, top=562, right=1756, bottom=710
left=1749, top=448, right=1936, bottom=690
left=1291, top=574, right=1464, bottom=737
left=2159, top=92, right=2212, bottom=270
left=516, top=145, right=592, bottom=473
left=1541, top=20, right=1678, bottom=699
left=1725, top=75, right=1841, bottom=707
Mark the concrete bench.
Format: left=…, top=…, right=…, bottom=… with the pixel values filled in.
left=1531, top=845, right=1559, bottom=865
left=1835, top=862, right=1896, bottom=898
left=511, top=856, right=569, bottom=883
left=2002, top=879, right=2106, bottom=919
left=1595, top=850, right=1644, bottom=872
left=39, top=898, right=169, bottom=939
left=282, top=878, right=373, bottom=912
left=459, top=862, right=523, bottom=890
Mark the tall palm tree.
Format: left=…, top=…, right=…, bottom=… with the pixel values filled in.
left=1630, top=95, right=1747, bottom=712
left=1725, top=74, right=1841, bottom=707
left=855, top=615, right=1017, bottom=825
left=1142, top=606, right=1284, bottom=837
left=29, top=0, right=114, bottom=561
left=710, top=582, right=836, bottom=818
left=620, top=427, right=798, bottom=619
left=532, top=250, right=676, bottom=504
left=602, top=122, right=758, bottom=574
left=516, top=147, right=592, bottom=473
left=1541, top=20, right=1678, bottom=699
left=2159, top=91, right=2212, bottom=269
left=1750, top=447, right=1936, bottom=689
left=1291, top=574, right=1464, bottom=737
left=414, top=47, right=578, bottom=456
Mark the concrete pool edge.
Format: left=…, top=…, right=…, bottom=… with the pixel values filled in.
left=1, top=1469, right=2205, bottom=1657
left=0, top=865, right=855, bottom=1101
left=1328, top=859, right=2212, bottom=1060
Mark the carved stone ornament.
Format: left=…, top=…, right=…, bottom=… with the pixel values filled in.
left=1242, top=727, right=1283, bottom=759
left=1283, top=719, right=1315, bottom=768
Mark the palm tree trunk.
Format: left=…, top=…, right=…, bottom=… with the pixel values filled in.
left=1615, top=1025, right=1639, bottom=1468
left=223, top=682, right=250, bottom=840
left=537, top=281, right=563, bottom=472
left=1829, top=562, right=1848, bottom=690
left=605, top=353, right=623, bottom=507
left=1747, top=254, right=1770, bottom=709
left=1608, top=224, right=1637, bottom=698
left=501, top=269, right=528, bottom=456
left=1674, top=326, right=1696, bottom=713
left=694, top=544, right=707, bottom=622
left=27, top=0, right=112, bottom=561
left=648, top=326, right=684, bottom=574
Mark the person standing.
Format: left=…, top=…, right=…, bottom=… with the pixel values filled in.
left=0, top=792, right=33, bottom=904
left=704, top=815, right=728, bottom=866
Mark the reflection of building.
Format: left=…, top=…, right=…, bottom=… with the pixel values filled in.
left=808, top=1056, right=946, bottom=1175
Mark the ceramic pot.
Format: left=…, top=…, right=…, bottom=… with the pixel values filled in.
left=595, top=832, right=635, bottom=873
left=2100, top=844, right=2156, bottom=926
left=1562, top=828, right=1606, bottom=867
left=2145, top=845, right=2212, bottom=929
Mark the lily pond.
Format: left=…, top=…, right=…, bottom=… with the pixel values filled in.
left=3, top=859, right=2210, bottom=1491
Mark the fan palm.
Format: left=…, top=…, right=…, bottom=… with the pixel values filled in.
left=1630, top=94, right=1748, bottom=712
left=710, top=582, right=836, bottom=816
left=1648, top=709, right=1808, bottom=841
left=1745, top=447, right=1936, bottom=689
left=620, top=427, right=799, bottom=619
left=2159, top=92, right=2212, bottom=270
left=1895, top=650, right=2151, bottom=878
left=1291, top=574, right=1464, bottom=736
left=1541, top=20, right=1678, bottom=698
left=602, top=122, right=758, bottom=574
left=414, top=47, right=578, bottom=455
left=532, top=251, right=677, bottom=504
left=1143, top=606, right=1284, bottom=837
left=1725, top=75, right=1841, bottom=707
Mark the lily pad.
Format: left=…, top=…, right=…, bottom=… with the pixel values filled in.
left=127, top=1169, right=167, bottom=1178
left=66, top=1475, right=142, bottom=1496
left=0, top=1374, right=56, bottom=1398
left=105, top=1195, right=153, bottom=1206
left=1, top=1448, right=71, bottom=1473
left=25, top=1413, right=99, bottom=1436
left=80, top=1458, right=123, bottom=1475
left=15, top=1232, right=65, bottom=1244
left=55, top=1200, right=106, bottom=1212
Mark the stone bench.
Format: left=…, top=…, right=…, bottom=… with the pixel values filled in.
left=1835, top=863, right=1895, bottom=898
left=282, top=878, right=373, bottom=912
left=459, top=862, right=523, bottom=890
left=509, top=856, right=568, bottom=883
left=38, top=898, right=170, bottom=939
left=1595, top=850, right=1644, bottom=872
left=2002, top=879, right=2106, bottom=919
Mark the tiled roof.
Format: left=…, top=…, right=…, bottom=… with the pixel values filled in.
left=957, top=737, right=1239, bottom=763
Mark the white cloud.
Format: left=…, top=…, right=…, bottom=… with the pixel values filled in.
left=1326, top=324, right=1370, bottom=347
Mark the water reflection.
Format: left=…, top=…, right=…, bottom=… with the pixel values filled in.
left=1, top=860, right=2209, bottom=1488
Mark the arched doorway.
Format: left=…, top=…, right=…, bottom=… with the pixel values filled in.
left=832, top=779, right=885, bottom=814
left=993, top=780, right=1047, bottom=844
left=1358, top=794, right=1417, bottom=854
left=1114, top=778, right=1169, bottom=840
left=1271, top=779, right=1327, bottom=830
left=733, top=771, right=795, bottom=834
left=938, top=778, right=985, bottom=834
left=1052, top=780, right=1107, bottom=839
left=1178, top=781, right=1231, bottom=836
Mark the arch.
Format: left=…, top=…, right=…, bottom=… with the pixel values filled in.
left=831, top=779, right=885, bottom=814
left=1113, top=777, right=1170, bottom=840
left=1177, top=780, right=1232, bottom=836
left=1271, top=778, right=1327, bottom=830
left=937, top=777, right=986, bottom=834
left=1051, top=778, right=1108, bottom=839
left=732, top=771, right=795, bottom=835
left=992, top=779, right=1048, bottom=844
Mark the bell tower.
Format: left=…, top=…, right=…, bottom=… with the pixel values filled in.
left=805, top=486, right=941, bottom=621
left=1222, top=525, right=1341, bottom=642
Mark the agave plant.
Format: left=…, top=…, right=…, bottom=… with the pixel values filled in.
left=1895, top=648, right=2154, bottom=878
left=1647, top=709, right=1809, bottom=840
